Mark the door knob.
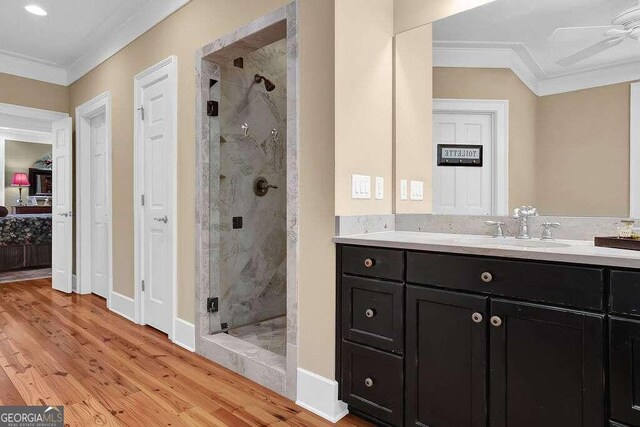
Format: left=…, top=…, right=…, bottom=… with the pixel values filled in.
left=154, top=216, right=168, bottom=224
left=365, top=309, right=376, bottom=318
left=490, top=316, right=502, bottom=327
left=364, top=378, right=374, bottom=388
left=58, top=212, right=69, bottom=217
left=364, top=258, right=375, bottom=268
left=472, top=312, right=483, bottom=323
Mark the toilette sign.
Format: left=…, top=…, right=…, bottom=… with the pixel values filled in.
left=437, top=144, right=483, bottom=167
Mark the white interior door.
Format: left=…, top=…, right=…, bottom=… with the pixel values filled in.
left=137, top=63, right=175, bottom=334
left=52, top=117, right=73, bottom=293
left=90, top=114, right=109, bottom=298
left=433, top=112, right=493, bottom=215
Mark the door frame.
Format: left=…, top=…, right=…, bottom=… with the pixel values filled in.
left=133, top=56, right=178, bottom=339
left=433, top=98, right=509, bottom=216
left=75, top=91, right=113, bottom=304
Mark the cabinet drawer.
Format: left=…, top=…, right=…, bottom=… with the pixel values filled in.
left=610, top=270, right=640, bottom=318
left=342, top=276, right=404, bottom=354
left=407, top=252, right=604, bottom=310
left=341, top=341, right=403, bottom=426
left=342, top=246, right=404, bottom=281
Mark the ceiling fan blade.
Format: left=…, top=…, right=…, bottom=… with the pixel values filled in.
left=556, top=37, right=625, bottom=66
left=548, top=26, right=617, bottom=42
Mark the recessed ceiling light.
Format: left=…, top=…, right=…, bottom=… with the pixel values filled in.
left=25, top=5, right=47, bottom=16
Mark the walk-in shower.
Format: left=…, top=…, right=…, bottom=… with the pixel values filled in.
left=214, top=38, right=288, bottom=356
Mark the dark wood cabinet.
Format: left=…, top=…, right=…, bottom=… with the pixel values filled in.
left=489, top=299, right=604, bottom=427
left=342, top=276, right=404, bottom=354
left=406, top=286, right=487, bottom=427
left=337, top=244, right=632, bottom=427
left=610, top=316, right=640, bottom=426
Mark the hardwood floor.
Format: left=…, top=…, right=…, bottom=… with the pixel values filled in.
left=0, top=279, right=370, bottom=427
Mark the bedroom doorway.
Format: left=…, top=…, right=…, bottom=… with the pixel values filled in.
left=0, top=103, right=69, bottom=286
left=75, top=92, right=113, bottom=303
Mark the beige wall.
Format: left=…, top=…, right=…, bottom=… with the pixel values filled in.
left=433, top=67, right=538, bottom=210
left=394, top=0, right=498, bottom=34
left=334, top=0, right=394, bottom=215
left=297, top=0, right=337, bottom=380
left=395, top=24, right=433, bottom=213
left=0, top=72, right=68, bottom=113
left=68, top=0, right=291, bottom=324
left=537, top=83, right=630, bottom=216
left=4, top=140, right=52, bottom=205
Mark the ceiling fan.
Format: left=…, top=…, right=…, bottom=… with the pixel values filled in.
left=548, top=1, right=640, bottom=66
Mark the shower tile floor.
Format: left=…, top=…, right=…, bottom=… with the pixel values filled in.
left=228, top=316, right=286, bottom=356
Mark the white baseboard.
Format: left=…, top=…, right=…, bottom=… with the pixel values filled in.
left=172, top=318, right=195, bottom=351
left=109, top=291, right=136, bottom=322
left=296, top=368, right=348, bottom=423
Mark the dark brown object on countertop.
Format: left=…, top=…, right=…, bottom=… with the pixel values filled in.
left=594, top=236, right=640, bottom=251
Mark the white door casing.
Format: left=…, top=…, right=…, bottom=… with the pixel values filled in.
left=433, top=99, right=509, bottom=216
left=433, top=113, right=493, bottom=215
left=630, top=83, right=640, bottom=218
left=134, top=56, right=177, bottom=337
left=76, top=92, right=113, bottom=303
left=52, top=117, right=73, bottom=293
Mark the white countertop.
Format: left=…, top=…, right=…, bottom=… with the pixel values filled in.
left=334, top=231, right=640, bottom=269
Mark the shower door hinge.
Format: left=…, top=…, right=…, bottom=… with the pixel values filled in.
left=141, top=194, right=145, bottom=206
left=207, top=297, right=218, bottom=313
left=141, top=280, right=145, bottom=292
left=137, top=105, right=145, bottom=121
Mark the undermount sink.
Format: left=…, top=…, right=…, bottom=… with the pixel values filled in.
left=456, top=236, right=571, bottom=249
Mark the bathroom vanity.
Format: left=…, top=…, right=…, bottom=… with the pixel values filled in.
left=334, top=232, right=640, bottom=427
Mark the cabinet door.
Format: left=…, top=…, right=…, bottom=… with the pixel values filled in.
left=610, top=316, right=640, bottom=425
left=406, top=286, right=488, bottom=427
left=489, top=300, right=604, bottom=427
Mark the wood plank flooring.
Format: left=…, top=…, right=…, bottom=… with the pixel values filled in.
left=0, top=279, right=370, bottom=427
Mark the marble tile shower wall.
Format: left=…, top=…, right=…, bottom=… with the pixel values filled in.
left=215, top=39, right=287, bottom=330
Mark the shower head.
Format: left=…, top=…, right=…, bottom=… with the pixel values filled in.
left=254, top=74, right=276, bottom=92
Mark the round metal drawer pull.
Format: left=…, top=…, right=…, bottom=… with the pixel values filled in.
left=481, top=272, right=493, bottom=283
left=364, top=258, right=375, bottom=268
left=490, top=316, right=503, bottom=327
left=472, top=312, right=483, bottom=323
left=365, top=309, right=376, bottom=318
left=364, top=378, right=374, bottom=388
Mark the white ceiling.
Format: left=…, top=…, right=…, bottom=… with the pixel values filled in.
left=433, top=0, right=640, bottom=95
left=0, top=0, right=189, bottom=86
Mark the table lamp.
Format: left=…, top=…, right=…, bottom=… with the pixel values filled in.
left=11, top=173, right=30, bottom=205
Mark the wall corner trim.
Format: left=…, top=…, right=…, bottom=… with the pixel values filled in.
left=295, top=368, right=348, bottom=423
left=172, top=318, right=196, bottom=352
left=110, top=291, right=136, bottom=323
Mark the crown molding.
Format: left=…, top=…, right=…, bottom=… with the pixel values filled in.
left=433, top=42, right=640, bottom=96
left=0, top=0, right=190, bottom=86
left=66, top=0, right=190, bottom=84
left=0, top=51, right=67, bottom=86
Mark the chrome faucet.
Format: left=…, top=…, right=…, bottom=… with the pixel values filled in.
left=512, top=206, right=538, bottom=239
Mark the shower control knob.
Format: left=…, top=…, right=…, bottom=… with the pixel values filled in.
left=253, top=177, right=278, bottom=197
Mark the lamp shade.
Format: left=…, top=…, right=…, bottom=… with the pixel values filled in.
left=11, top=173, right=30, bottom=187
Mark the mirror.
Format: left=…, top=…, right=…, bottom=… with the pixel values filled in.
left=395, top=0, right=638, bottom=217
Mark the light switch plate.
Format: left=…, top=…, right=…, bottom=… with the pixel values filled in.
left=352, top=174, right=371, bottom=199
left=400, top=180, right=408, bottom=200
left=375, top=177, right=384, bottom=200
left=410, top=180, right=424, bottom=201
